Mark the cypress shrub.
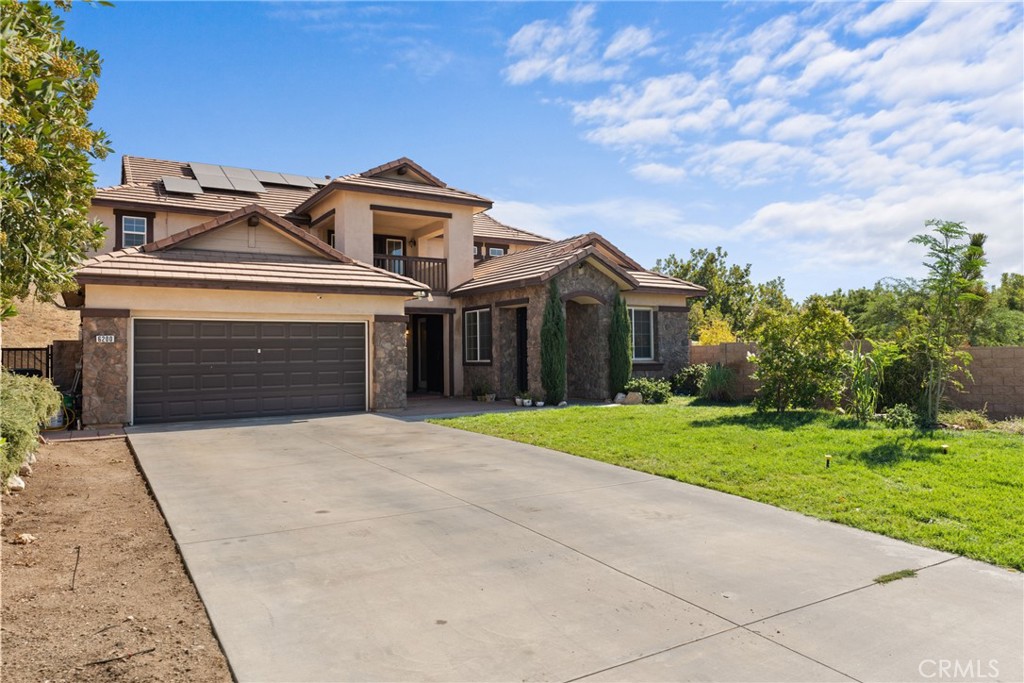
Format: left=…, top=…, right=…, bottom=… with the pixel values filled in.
left=608, top=292, right=632, bottom=396
left=541, top=280, right=566, bottom=404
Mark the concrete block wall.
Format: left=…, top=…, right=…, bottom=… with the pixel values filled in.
left=690, top=342, right=759, bottom=400
left=690, top=343, right=1024, bottom=419
left=950, top=347, right=1024, bottom=420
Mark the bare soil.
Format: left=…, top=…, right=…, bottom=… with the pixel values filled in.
left=1, top=439, right=232, bottom=682
left=1, top=297, right=80, bottom=348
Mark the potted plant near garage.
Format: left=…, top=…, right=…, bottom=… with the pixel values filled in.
left=515, top=391, right=529, bottom=407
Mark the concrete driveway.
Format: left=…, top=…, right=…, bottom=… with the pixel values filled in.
left=128, top=414, right=1022, bottom=683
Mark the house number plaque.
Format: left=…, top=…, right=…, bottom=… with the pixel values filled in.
left=95, top=335, right=116, bottom=343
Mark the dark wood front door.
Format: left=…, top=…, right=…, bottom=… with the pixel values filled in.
left=411, top=314, right=444, bottom=393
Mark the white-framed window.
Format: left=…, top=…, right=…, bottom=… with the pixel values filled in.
left=473, top=245, right=479, bottom=256
left=488, top=247, right=506, bottom=257
left=464, top=307, right=492, bottom=363
left=629, top=307, right=654, bottom=361
left=385, top=238, right=404, bottom=275
left=122, top=216, right=148, bottom=248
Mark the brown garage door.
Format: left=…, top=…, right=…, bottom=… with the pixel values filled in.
left=133, top=320, right=366, bottom=424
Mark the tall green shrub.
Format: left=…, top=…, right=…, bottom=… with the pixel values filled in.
left=608, top=292, right=632, bottom=396
left=749, top=296, right=853, bottom=412
left=541, top=280, right=566, bottom=404
left=910, top=220, right=988, bottom=425
left=0, top=371, right=62, bottom=483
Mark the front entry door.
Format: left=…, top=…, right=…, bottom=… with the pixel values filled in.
left=411, top=314, right=444, bottom=393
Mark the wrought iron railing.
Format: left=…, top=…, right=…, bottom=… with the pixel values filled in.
left=373, top=255, right=447, bottom=292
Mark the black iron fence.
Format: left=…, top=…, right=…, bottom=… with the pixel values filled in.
left=2, top=346, right=53, bottom=378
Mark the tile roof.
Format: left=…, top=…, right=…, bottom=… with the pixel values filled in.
left=451, top=233, right=637, bottom=296
left=450, top=232, right=707, bottom=298
left=628, top=270, right=706, bottom=295
left=76, top=205, right=428, bottom=296
left=292, top=175, right=492, bottom=215
left=76, top=249, right=425, bottom=295
left=472, top=213, right=551, bottom=245
left=97, top=156, right=321, bottom=219
left=361, top=157, right=446, bottom=187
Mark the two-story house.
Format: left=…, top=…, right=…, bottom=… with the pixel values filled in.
left=68, top=155, right=704, bottom=425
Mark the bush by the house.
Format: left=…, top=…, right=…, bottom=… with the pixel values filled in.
left=698, top=364, right=735, bottom=402
left=671, top=363, right=708, bottom=396
left=882, top=403, right=917, bottom=429
left=624, top=377, right=672, bottom=404
left=1, top=371, right=62, bottom=483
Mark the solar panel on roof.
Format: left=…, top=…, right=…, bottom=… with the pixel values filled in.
left=253, top=169, right=288, bottom=185
left=189, top=162, right=223, bottom=176
left=161, top=176, right=204, bottom=194
left=192, top=172, right=235, bottom=191
left=310, top=176, right=329, bottom=187
left=228, top=176, right=266, bottom=193
left=221, top=166, right=257, bottom=180
left=280, top=173, right=317, bottom=188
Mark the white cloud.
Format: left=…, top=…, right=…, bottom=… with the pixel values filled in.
left=503, top=4, right=658, bottom=85
left=630, top=163, right=686, bottom=183
left=604, top=26, right=657, bottom=61
left=502, top=2, right=1023, bottom=292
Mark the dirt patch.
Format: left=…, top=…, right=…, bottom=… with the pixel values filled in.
left=1, top=296, right=80, bottom=347
left=1, top=439, right=232, bottom=682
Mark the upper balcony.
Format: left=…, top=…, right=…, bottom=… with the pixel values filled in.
left=373, top=254, right=447, bottom=293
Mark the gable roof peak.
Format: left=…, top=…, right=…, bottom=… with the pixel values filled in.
left=360, top=157, right=446, bottom=188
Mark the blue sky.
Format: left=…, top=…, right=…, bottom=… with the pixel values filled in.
left=66, top=1, right=1023, bottom=299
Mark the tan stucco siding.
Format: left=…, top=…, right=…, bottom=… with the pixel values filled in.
left=187, top=220, right=320, bottom=257
left=623, top=292, right=691, bottom=308
left=305, top=191, right=476, bottom=290
left=90, top=207, right=209, bottom=254
left=85, top=284, right=407, bottom=318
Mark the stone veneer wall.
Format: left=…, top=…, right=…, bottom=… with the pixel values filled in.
left=631, top=308, right=691, bottom=380
left=81, top=315, right=130, bottom=426
left=372, top=319, right=408, bottom=410
left=52, top=339, right=83, bottom=392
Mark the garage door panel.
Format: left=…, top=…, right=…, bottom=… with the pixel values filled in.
left=133, top=320, right=366, bottom=423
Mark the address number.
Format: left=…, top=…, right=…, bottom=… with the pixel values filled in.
left=95, top=335, right=116, bottom=343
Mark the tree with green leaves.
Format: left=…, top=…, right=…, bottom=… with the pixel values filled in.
left=654, top=246, right=791, bottom=341
left=608, top=292, right=631, bottom=396
left=540, top=279, right=566, bottom=404
left=911, top=220, right=988, bottom=425
left=1, top=0, right=111, bottom=319
left=749, top=296, right=853, bottom=413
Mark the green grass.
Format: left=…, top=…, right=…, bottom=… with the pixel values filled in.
left=874, top=569, right=917, bottom=584
left=432, top=398, right=1024, bottom=570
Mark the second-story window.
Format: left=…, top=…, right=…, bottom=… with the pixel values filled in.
left=121, top=216, right=148, bottom=248
left=385, top=238, right=404, bottom=275
left=488, top=247, right=506, bottom=258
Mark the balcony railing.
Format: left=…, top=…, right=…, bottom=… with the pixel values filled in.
left=373, top=254, right=447, bottom=293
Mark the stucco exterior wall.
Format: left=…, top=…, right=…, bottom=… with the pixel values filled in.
left=90, top=207, right=209, bottom=255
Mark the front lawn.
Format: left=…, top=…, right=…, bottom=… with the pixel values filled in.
left=433, top=398, right=1023, bottom=570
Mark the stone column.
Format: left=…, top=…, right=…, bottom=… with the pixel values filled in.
left=81, top=312, right=130, bottom=426
left=658, top=307, right=691, bottom=378
left=372, top=318, right=408, bottom=410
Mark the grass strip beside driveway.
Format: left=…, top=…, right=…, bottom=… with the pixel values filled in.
left=432, top=398, right=1023, bottom=570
